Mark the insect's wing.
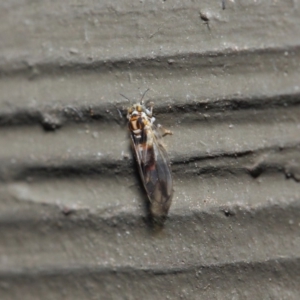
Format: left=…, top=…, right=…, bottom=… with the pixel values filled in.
left=148, top=140, right=173, bottom=219
left=130, top=125, right=173, bottom=220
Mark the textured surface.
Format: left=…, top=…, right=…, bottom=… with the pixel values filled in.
left=1, top=0, right=300, bottom=299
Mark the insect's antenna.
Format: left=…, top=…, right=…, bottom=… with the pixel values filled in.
left=139, top=88, right=150, bottom=104
left=120, top=94, right=131, bottom=102
left=120, top=93, right=131, bottom=105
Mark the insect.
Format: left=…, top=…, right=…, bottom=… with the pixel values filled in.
left=127, top=94, right=173, bottom=223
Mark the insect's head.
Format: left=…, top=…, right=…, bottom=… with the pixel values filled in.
left=125, top=89, right=151, bottom=120
left=127, top=103, right=146, bottom=120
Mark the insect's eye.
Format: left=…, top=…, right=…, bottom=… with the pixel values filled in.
left=128, top=107, right=133, bottom=114
left=137, top=105, right=142, bottom=112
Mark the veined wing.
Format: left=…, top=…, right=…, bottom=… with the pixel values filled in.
left=130, top=124, right=173, bottom=219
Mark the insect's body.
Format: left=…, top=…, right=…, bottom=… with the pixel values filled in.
left=127, top=102, right=173, bottom=221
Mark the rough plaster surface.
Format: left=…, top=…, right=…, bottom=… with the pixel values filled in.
left=0, top=0, right=300, bottom=299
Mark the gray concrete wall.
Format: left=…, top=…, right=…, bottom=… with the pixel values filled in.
left=1, top=1, right=300, bottom=299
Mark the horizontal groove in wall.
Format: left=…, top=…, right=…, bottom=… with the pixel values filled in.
left=0, top=45, right=299, bottom=77
left=0, top=200, right=299, bottom=270
left=0, top=91, right=300, bottom=127
left=1, top=257, right=299, bottom=300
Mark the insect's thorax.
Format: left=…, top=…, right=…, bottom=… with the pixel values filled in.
left=129, top=113, right=151, bottom=139
left=127, top=104, right=152, bottom=138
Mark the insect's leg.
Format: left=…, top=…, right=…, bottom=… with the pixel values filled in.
left=157, top=124, right=173, bottom=137
left=145, top=101, right=154, bottom=117
left=150, top=117, right=156, bottom=124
